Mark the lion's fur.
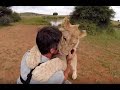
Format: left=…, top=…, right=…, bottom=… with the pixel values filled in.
left=58, top=17, right=87, bottom=79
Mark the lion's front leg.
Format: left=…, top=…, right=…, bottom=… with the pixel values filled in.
left=70, top=53, right=77, bottom=80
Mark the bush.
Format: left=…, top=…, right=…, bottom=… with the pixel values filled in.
left=70, top=19, right=115, bottom=36
left=75, top=20, right=97, bottom=35
left=10, top=12, right=21, bottom=22
left=70, top=6, right=115, bottom=27
left=0, top=15, right=12, bottom=25
left=105, top=24, right=115, bottom=35
left=117, top=24, right=120, bottom=28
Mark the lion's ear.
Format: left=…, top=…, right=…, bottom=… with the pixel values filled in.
left=62, top=17, right=71, bottom=28
left=73, top=24, right=79, bottom=30
left=79, top=30, right=87, bottom=38
left=76, top=24, right=79, bottom=27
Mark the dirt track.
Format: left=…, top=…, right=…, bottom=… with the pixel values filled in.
left=0, top=24, right=41, bottom=84
left=0, top=24, right=120, bottom=84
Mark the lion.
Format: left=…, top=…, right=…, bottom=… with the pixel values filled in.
left=57, top=17, right=87, bottom=80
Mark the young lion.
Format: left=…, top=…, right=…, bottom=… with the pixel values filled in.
left=57, top=17, right=87, bottom=80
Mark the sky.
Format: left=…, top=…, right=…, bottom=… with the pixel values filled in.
left=11, top=6, right=120, bottom=21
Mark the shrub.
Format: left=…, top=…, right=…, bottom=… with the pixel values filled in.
left=0, top=15, right=12, bottom=25
left=10, top=12, right=21, bottom=22
left=75, top=20, right=97, bottom=35
left=117, top=24, right=120, bottom=28
left=105, top=24, right=115, bottom=35
left=70, top=6, right=115, bottom=27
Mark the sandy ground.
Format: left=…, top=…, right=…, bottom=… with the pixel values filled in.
left=0, top=24, right=120, bottom=84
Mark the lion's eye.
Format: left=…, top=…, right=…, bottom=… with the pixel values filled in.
left=63, top=37, right=66, bottom=41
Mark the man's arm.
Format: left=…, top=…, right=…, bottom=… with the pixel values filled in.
left=64, top=60, right=71, bottom=81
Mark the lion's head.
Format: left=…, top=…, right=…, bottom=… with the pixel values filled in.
left=58, top=17, right=87, bottom=55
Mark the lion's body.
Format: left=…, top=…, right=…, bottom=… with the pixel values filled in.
left=58, top=17, right=87, bottom=79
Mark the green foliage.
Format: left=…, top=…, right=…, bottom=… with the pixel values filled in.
left=0, top=15, right=12, bottom=25
left=105, top=24, right=115, bottom=34
left=70, top=6, right=115, bottom=26
left=10, top=12, right=21, bottom=22
left=70, top=6, right=115, bottom=35
left=118, top=24, right=120, bottom=28
left=78, top=20, right=97, bottom=35
left=86, top=30, right=120, bottom=47
left=0, top=6, right=12, bottom=17
left=0, top=6, right=21, bottom=26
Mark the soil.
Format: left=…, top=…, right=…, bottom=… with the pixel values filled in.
left=0, top=24, right=120, bottom=84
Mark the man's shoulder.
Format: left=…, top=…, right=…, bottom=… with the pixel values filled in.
left=22, top=50, right=30, bottom=58
left=21, top=50, right=31, bottom=66
left=47, top=70, right=64, bottom=84
left=50, top=70, right=64, bottom=79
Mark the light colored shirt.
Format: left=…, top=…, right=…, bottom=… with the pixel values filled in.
left=17, top=51, right=64, bottom=84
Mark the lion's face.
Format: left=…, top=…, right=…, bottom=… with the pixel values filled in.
left=58, top=17, right=87, bottom=55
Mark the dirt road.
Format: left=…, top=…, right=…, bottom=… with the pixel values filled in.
left=0, top=24, right=120, bottom=84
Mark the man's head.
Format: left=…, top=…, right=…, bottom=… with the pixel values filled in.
left=36, top=26, right=62, bottom=55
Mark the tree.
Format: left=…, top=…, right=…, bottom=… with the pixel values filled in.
left=0, top=6, right=21, bottom=25
left=10, top=12, right=21, bottom=22
left=0, top=6, right=12, bottom=17
left=70, top=6, right=115, bottom=27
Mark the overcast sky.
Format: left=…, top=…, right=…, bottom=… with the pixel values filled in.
left=11, top=6, right=120, bottom=21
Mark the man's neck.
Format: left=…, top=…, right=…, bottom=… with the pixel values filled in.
left=43, top=53, right=52, bottom=59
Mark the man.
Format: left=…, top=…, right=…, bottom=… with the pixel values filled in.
left=17, top=26, right=75, bottom=84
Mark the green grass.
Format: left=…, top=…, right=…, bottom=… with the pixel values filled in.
left=42, top=15, right=65, bottom=21
left=17, top=15, right=65, bottom=25
left=111, top=20, right=120, bottom=26
left=84, top=29, right=120, bottom=78
left=18, top=16, right=50, bottom=25
left=85, top=30, right=120, bottom=47
left=85, top=30, right=120, bottom=59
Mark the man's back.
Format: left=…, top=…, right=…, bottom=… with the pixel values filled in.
left=17, top=51, right=64, bottom=84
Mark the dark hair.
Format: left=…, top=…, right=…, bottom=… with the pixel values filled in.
left=36, top=26, right=62, bottom=54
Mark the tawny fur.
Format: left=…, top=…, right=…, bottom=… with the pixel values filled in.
left=58, top=17, right=87, bottom=79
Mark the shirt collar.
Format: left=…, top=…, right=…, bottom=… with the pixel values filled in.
left=41, top=55, right=50, bottom=63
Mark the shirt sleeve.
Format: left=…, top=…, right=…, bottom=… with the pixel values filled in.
left=47, top=70, right=64, bottom=84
